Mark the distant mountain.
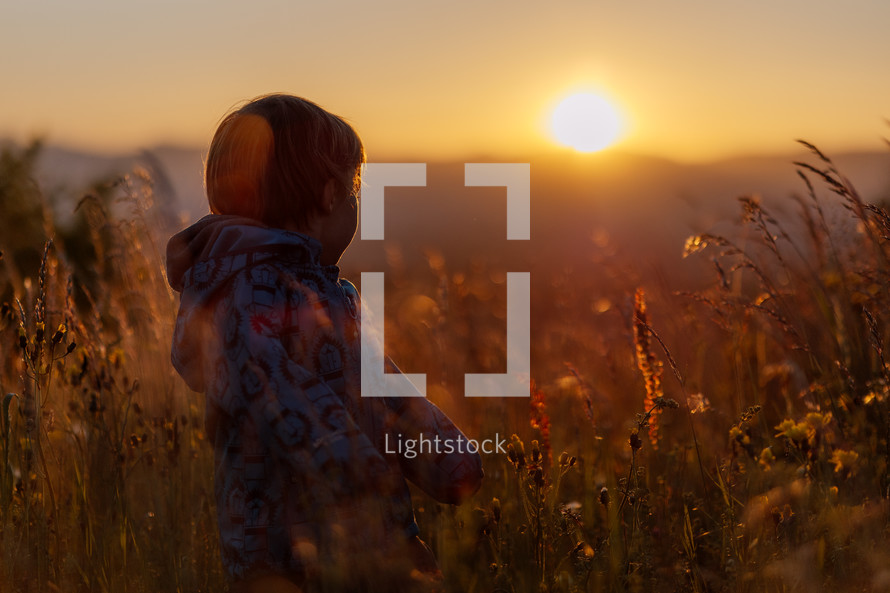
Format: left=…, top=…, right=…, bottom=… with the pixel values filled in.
left=349, top=149, right=890, bottom=272
left=16, top=140, right=889, bottom=277
left=27, top=143, right=208, bottom=225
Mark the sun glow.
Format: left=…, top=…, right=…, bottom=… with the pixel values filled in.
left=550, top=92, right=623, bottom=153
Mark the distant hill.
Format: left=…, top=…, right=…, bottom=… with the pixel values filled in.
left=17, top=141, right=890, bottom=280
left=27, top=143, right=208, bottom=225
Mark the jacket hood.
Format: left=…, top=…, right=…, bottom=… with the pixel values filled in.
left=166, top=214, right=326, bottom=391
left=166, top=214, right=326, bottom=293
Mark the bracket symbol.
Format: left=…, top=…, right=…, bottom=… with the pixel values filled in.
left=360, top=163, right=530, bottom=398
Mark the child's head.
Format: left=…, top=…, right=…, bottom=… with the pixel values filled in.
left=205, top=94, right=365, bottom=231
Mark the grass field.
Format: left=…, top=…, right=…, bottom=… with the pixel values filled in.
left=1, top=140, right=889, bottom=592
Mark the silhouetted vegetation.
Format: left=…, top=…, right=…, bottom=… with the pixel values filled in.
left=1, top=141, right=889, bottom=592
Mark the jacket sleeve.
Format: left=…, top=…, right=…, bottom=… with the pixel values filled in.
left=208, top=268, right=390, bottom=497
left=345, top=278, right=484, bottom=505
left=384, top=388, right=485, bottom=504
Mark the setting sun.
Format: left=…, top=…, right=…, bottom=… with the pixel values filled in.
left=550, top=92, right=623, bottom=153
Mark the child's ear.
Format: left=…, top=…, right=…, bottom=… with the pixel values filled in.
left=322, top=178, right=338, bottom=214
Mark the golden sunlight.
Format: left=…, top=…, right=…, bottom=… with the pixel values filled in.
left=550, top=92, right=622, bottom=153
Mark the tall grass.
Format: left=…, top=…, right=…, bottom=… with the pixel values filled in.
left=1, top=139, right=888, bottom=592
left=0, top=145, right=222, bottom=592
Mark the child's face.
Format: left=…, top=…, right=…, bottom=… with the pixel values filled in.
left=317, top=177, right=359, bottom=266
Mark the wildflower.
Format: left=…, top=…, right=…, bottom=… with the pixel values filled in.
left=654, top=396, right=679, bottom=410
left=506, top=444, right=517, bottom=466
left=759, top=447, right=775, bottom=470
left=491, top=498, right=501, bottom=523
left=531, top=439, right=541, bottom=464
left=863, top=389, right=887, bottom=405
left=729, top=426, right=749, bottom=446
left=557, top=452, right=576, bottom=468
left=529, top=382, right=552, bottom=464
left=110, top=348, right=124, bottom=369
left=775, top=419, right=808, bottom=442
left=633, top=289, right=665, bottom=448
left=629, top=431, right=642, bottom=452
left=512, top=434, right=525, bottom=455
left=683, top=235, right=710, bottom=257
left=599, top=487, right=609, bottom=507
left=507, top=434, right=526, bottom=469
left=830, top=449, right=859, bottom=475
left=739, top=405, right=761, bottom=424
left=51, top=323, right=66, bottom=345
left=687, top=392, right=711, bottom=414
left=805, top=412, right=831, bottom=431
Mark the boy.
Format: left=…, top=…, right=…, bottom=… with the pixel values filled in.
left=166, top=94, right=483, bottom=591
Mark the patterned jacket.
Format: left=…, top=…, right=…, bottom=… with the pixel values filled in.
left=166, top=215, right=483, bottom=581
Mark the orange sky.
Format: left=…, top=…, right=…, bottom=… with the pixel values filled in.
left=2, top=0, right=888, bottom=162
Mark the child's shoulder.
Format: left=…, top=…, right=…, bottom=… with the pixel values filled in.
left=338, top=277, right=359, bottom=298
left=337, top=278, right=360, bottom=319
left=229, top=258, right=359, bottom=314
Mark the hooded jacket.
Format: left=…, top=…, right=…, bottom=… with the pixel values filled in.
left=166, top=215, right=483, bottom=581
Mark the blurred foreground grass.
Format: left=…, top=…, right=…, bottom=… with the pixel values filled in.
left=1, top=141, right=890, bottom=592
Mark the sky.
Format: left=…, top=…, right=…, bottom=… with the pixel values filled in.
left=2, top=0, right=889, bottom=162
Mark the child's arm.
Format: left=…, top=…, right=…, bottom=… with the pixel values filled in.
left=349, top=281, right=483, bottom=503
left=384, top=391, right=484, bottom=504
left=350, top=281, right=483, bottom=504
